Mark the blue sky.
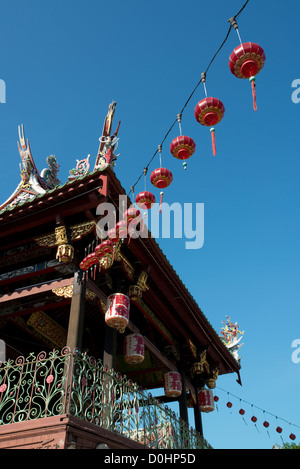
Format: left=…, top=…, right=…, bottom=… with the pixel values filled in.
left=0, top=0, right=300, bottom=449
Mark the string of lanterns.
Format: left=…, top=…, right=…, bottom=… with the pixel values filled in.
left=126, top=0, right=266, bottom=222
left=78, top=2, right=288, bottom=446
left=94, top=292, right=299, bottom=445
left=80, top=1, right=265, bottom=276
left=213, top=387, right=299, bottom=443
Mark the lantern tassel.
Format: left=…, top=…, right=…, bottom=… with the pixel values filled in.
left=210, top=127, right=216, bottom=156
left=142, top=212, right=146, bottom=232
left=128, top=228, right=133, bottom=245
left=250, top=76, right=257, bottom=111
left=159, top=191, right=164, bottom=214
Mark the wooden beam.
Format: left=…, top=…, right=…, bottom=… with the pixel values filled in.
left=0, top=277, right=73, bottom=305
left=66, top=269, right=86, bottom=350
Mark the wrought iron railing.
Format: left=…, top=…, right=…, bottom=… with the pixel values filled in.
left=0, top=348, right=210, bottom=449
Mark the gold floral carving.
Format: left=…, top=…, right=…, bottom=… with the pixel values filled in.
left=34, top=220, right=97, bottom=247
left=55, top=226, right=68, bottom=245
left=27, top=311, right=67, bottom=349
left=52, top=285, right=97, bottom=301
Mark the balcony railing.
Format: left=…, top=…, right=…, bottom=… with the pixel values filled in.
left=0, top=347, right=210, bottom=449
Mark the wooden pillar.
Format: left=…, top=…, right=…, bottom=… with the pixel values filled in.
left=103, top=324, right=117, bottom=369
left=101, top=324, right=117, bottom=429
left=66, top=268, right=86, bottom=350
left=194, top=387, right=203, bottom=437
left=178, top=370, right=189, bottom=425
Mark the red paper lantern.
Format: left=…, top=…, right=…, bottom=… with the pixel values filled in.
left=123, top=207, right=141, bottom=242
left=97, top=239, right=114, bottom=255
left=115, top=220, right=128, bottom=240
left=214, top=396, right=219, bottom=402
left=105, top=293, right=130, bottom=329
left=239, top=409, right=245, bottom=416
left=226, top=401, right=233, bottom=409
left=198, top=389, right=215, bottom=413
left=263, top=421, right=269, bottom=428
left=290, top=433, right=296, bottom=441
left=80, top=252, right=98, bottom=271
left=229, top=42, right=266, bottom=111
left=164, top=372, right=182, bottom=398
left=150, top=167, right=173, bottom=213
left=135, top=191, right=156, bottom=230
left=194, top=97, right=225, bottom=156
left=95, top=239, right=115, bottom=270
left=251, top=416, right=257, bottom=423
left=170, top=135, right=196, bottom=169
left=276, top=426, right=282, bottom=434
left=124, top=334, right=145, bottom=365
left=135, top=191, right=156, bottom=210
left=107, top=227, right=118, bottom=244
left=123, top=207, right=141, bottom=225
left=150, top=167, right=173, bottom=189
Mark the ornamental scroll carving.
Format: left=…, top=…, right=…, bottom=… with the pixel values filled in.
left=52, top=285, right=97, bottom=301
left=34, top=220, right=97, bottom=247
left=26, top=311, right=67, bottom=349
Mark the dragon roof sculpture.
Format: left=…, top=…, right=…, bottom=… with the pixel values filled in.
left=220, top=316, right=244, bottom=363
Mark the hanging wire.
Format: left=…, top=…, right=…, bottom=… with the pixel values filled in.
left=216, top=386, right=300, bottom=431
left=127, top=0, right=251, bottom=196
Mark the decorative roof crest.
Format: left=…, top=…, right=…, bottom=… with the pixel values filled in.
left=220, top=316, right=244, bottom=363
left=94, top=101, right=121, bottom=171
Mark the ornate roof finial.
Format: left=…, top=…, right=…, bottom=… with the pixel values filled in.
left=220, top=316, right=244, bottom=363
left=94, top=101, right=121, bottom=171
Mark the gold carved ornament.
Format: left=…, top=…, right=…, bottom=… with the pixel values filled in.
left=191, top=350, right=211, bottom=377
left=55, top=226, right=74, bottom=264
left=52, top=285, right=97, bottom=301
left=34, top=220, right=97, bottom=247
left=128, top=271, right=150, bottom=301
left=206, top=367, right=220, bottom=389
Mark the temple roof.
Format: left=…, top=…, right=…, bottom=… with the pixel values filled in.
left=0, top=102, right=120, bottom=214
left=0, top=103, right=241, bottom=383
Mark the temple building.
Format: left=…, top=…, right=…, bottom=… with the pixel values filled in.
left=0, top=103, right=241, bottom=449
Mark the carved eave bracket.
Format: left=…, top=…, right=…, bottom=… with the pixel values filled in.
left=34, top=220, right=97, bottom=248
left=127, top=270, right=150, bottom=301
left=190, top=348, right=220, bottom=389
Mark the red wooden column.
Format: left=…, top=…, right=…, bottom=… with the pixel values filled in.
left=66, top=268, right=86, bottom=350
